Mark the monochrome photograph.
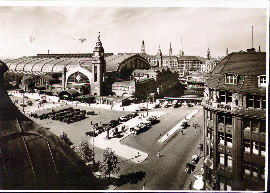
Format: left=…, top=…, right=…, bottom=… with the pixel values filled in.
left=0, top=0, right=267, bottom=191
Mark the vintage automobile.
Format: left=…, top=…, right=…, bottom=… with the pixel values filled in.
left=185, top=163, right=196, bottom=174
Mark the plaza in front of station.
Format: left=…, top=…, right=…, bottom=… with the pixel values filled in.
left=9, top=90, right=204, bottom=190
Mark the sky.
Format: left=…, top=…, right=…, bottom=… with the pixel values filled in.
left=0, top=6, right=267, bottom=59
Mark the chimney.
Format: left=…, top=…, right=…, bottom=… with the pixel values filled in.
left=48, top=50, right=50, bottom=55
left=226, top=48, right=228, bottom=55
left=258, top=46, right=261, bottom=52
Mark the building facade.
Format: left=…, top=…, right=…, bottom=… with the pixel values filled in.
left=140, top=41, right=202, bottom=72
left=202, top=50, right=266, bottom=191
left=5, top=34, right=151, bottom=99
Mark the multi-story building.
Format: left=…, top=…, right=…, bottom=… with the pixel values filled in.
left=177, top=56, right=202, bottom=72
left=183, top=74, right=206, bottom=97
left=140, top=40, right=202, bottom=72
left=202, top=49, right=266, bottom=191
left=111, top=67, right=184, bottom=101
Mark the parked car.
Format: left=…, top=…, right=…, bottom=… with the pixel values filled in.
left=139, top=107, right=147, bottom=111
left=174, top=103, right=181, bottom=108
left=26, top=101, right=33, bottom=106
left=119, top=116, right=129, bottom=122
left=185, top=163, right=195, bottom=174
left=87, top=111, right=95, bottom=115
left=85, top=131, right=97, bottom=137
left=20, top=103, right=27, bottom=107
left=154, top=104, right=160, bottom=109
left=192, top=154, right=200, bottom=164
left=187, top=103, right=193, bottom=107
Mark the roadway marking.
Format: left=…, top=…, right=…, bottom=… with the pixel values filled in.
left=158, top=109, right=200, bottom=143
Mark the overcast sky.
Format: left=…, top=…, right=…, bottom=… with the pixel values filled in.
left=0, top=6, right=266, bottom=59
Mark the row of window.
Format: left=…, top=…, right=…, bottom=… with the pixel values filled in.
left=207, top=111, right=266, bottom=134
left=209, top=90, right=266, bottom=110
left=112, top=86, right=132, bottom=91
left=243, top=139, right=265, bottom=156
left=219, top=176, right=232, bottom=191
left=243, top=119, right=266, bottom=133
left=218, top=132, right=232, bottom=147
left=218, top=152, right=232, bottom=167
left=246, top=95, right=266, bottom=109
left=225, top=74, right=266, bottom=88
left=217, top=114, right=233, bottom=126
left=242, top=160, right=265, bottom=180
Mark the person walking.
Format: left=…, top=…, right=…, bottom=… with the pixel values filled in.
left=180, top=130, right=184, bottom=135
left=157, top=151, right=160, bottom=157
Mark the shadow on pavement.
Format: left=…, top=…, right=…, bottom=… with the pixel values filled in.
left=98, top=171, right=146, bottom=189
left=114, top=171, right=146, bottom=186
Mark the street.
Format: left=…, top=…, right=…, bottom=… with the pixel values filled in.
left=116, top=106, right=204, bottom=190
left=10, top=93, right=204, bottom=190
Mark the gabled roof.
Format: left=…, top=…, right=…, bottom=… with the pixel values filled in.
left=163, top=56, right=178, bottom=60
left=207, top=51, right=266, bottom=94
left=211, top=52, right=265, bottom=75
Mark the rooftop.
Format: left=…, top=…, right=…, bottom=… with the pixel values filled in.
left=207, top=51, right=266, bottom=94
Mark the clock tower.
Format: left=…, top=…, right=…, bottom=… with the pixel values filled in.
left=91, top=32, right=106, bottom=96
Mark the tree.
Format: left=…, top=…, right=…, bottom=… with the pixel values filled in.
left=59, top=132, right=73, bottom=147
left=100, top=148, right=119, bottom=178
left=75, top=140, right=94, bottom=164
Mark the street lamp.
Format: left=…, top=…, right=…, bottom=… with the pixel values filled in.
left=146, top=91, right=149, bottom=117
left=92, top=123, right=97, bottom=165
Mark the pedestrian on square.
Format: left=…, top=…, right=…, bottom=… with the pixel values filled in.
left=157, top=151, right=160, bottom=157
left=180, top=130, right=184, bottom=135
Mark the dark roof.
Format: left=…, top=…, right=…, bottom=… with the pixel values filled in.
left=105, top=54, right=135, bottom=72
left=178, top=56, right=200, bottom=61
left=0, top=61, right=99, bottom=190
left=163, top=56, right=178, bottom=60
left=140, top=54, right=156, bottom=60
left=211, top=52, right=266, bottom=75
left=105, top=54, right=150, bottom=72
left=207, top=51, right=266, bottom=94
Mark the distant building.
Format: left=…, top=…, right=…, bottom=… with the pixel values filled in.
left=141, top=42, right=202, bottom=72
left=110, top=67, right=184, bottom=101
left=200, top=59, right=219, bottom=73
left=5, top=33, right=151, bottom=100
left=183, top=73, right=206, bottom=97
left=202, top=49, right=266, bottom=191
left=177, top=56, right=201, bottom=72
left=0, top=60, right=100, bottom=190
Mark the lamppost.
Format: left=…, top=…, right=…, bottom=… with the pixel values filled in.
left=92, top=123, right=96, bottom=165
left=146, top=91, right=149, bottom=117
left=22, top=89, right=25, bottom=114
